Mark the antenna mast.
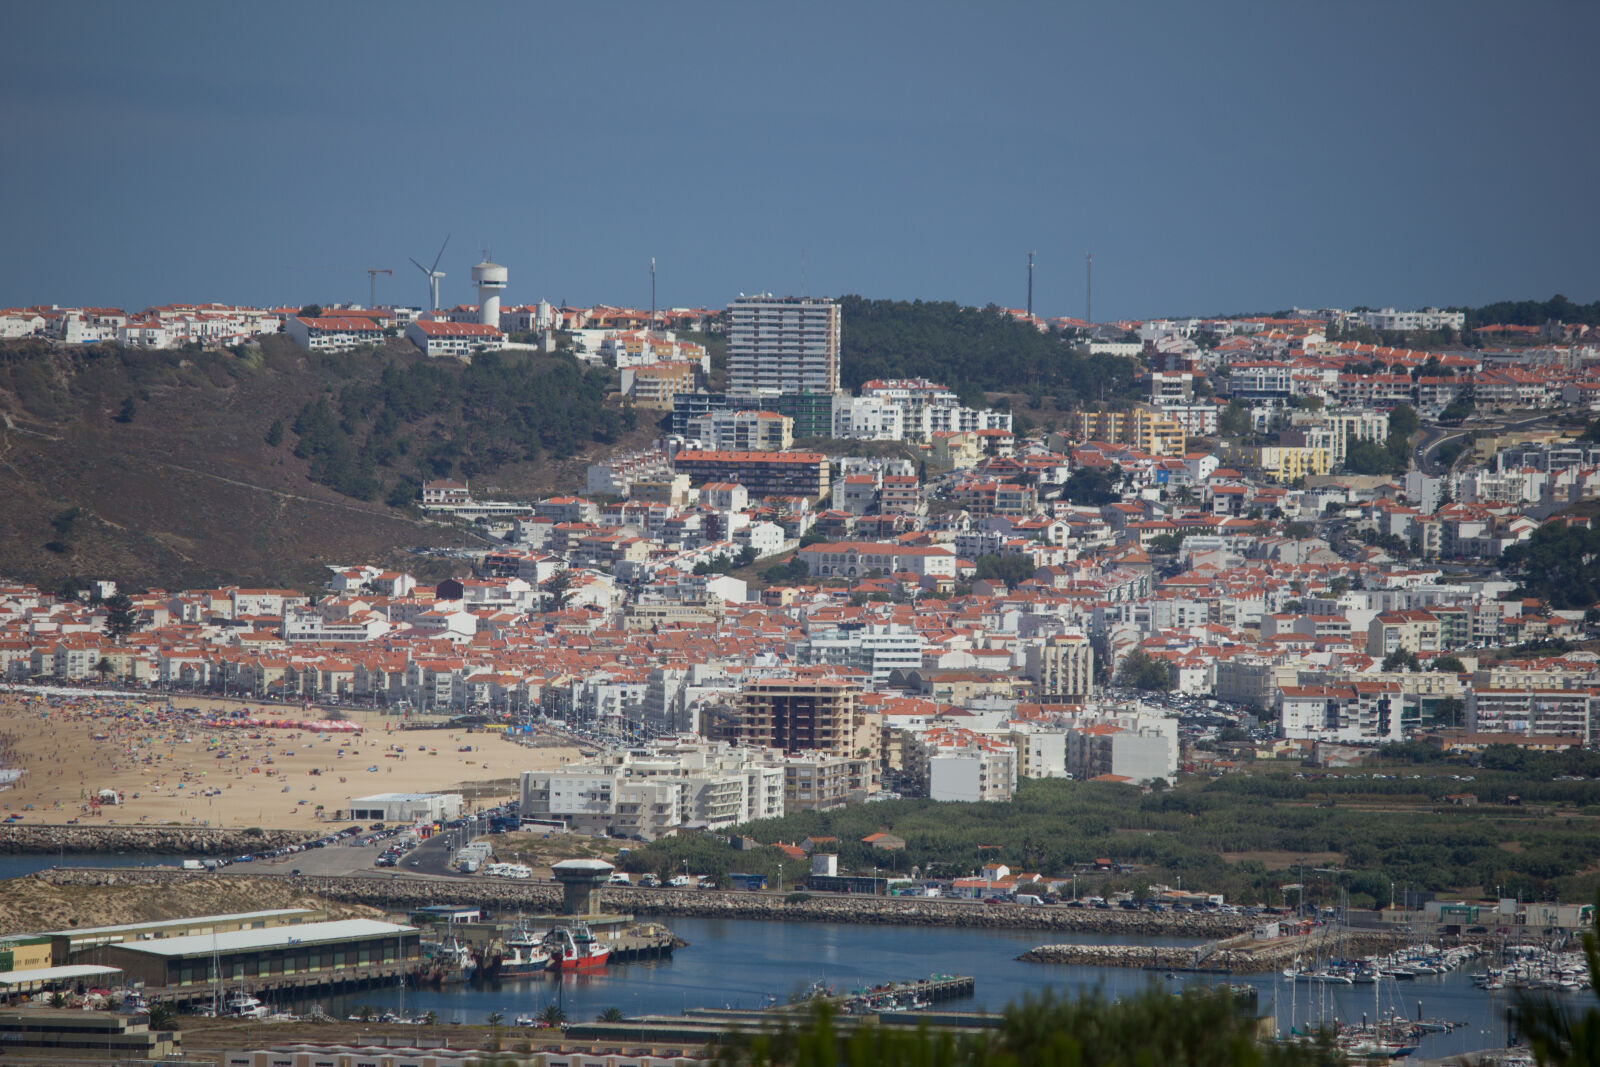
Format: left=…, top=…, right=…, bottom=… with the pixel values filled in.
left=1085, top=252, right=1094, bottom=324
left=1027, top=251, right=1036, bottom=318
left=650, top=257, right=656, bottom=327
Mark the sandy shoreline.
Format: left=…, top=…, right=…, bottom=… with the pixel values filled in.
left=0, top=693, right=580, bottom=830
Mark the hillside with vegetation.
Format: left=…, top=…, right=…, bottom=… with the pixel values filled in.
left=1458, top=293, right=1600, bottom=328
left=0, top=336, right=648, bottom=591
left=838, top=296, right=1143, bottom=406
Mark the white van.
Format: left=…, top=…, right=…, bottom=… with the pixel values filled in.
left=1015, top=893, right=1045, bottom=906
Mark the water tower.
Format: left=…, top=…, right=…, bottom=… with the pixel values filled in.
left=552, top=858, right=613, bottom=916
left=471, top=253, right=507, bottom=327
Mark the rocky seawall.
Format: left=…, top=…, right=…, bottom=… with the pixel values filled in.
left=34, top=867, right=1256, bottom=936
left=1020, top=931, right=1408, bottom=974
left=0, top=824, right=307, bottom=856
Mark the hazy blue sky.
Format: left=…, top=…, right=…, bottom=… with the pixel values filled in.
left=4, top=1, right=1595, bottom=321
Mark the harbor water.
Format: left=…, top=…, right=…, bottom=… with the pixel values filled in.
left=0, top=852, right=183, bottom=880
left=304, top=916, right=1538, bottom=1058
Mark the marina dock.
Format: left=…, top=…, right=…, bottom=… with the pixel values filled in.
left=564, top=974, right=982, bottom=1044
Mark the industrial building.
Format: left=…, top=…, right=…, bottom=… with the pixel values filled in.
left=93, top=919, right=419, bottom=1001
left=0, top=964, right=122, bottom=997
left=0, top=1010, right=180, bottom=1060
left=49, top=908, right=326, bottom=955
left=346, top=791, right=464, bottom=823
left=0, top=934, right=54, bottom=973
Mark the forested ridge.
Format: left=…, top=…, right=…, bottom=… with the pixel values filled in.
left=838, top=295, right=1143, bottom=404
left=290, top=351, right=628, bottom=502
left=1458, top=294, right=1600, bottom=328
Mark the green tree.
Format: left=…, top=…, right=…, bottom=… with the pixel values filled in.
left=265, top=418, right=285, bottom=447
left=50, top=506, right=81, bottom=540
left=1388, top=403, right=1420, bottom=441
left=597, top=1006, right=625, bottom=1022
left=1432, top=655, right=1466, bottom=673
left=543, top=570, right=576, bottom=611
left=114, top=396, right=137, bottom=423
left=1382, top=648, right=1420, bottom=672
left=539, top=1003, right=568, bottom=1027
left=103, top=593, right=138, bottom=640
left=1116, top=649, right=1173, bottom=692
left=1061, top=464, right=1122, bottom=505
left=1440, top=396, right=1475, bottom=425
left=1502, top=523, right=1600, bottom=609
left=298, top=304, right=323, bottom=318
left=973, top=553, right=1037, bottom=587
left=145, top=1002, right=177, bottom=1031
left=1218, top=400, right=1251, bottom=438
left=716, top=987, right=1338, bottom=1067
left=1433, top=696, right=1466, bottom=729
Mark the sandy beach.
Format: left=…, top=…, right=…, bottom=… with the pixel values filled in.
left=0, top=693, right=581, bottom=831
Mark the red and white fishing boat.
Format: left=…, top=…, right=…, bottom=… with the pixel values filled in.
left=543, top=922, right=610, bottom=972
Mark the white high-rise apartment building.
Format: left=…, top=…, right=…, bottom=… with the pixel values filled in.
left=727, top=295, right=841, bottom=395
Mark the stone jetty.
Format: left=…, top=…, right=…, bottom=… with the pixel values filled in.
left=1020, top=929, right=1406, bottom=974
left=33, top=867, right=1257, bottom=936
left=0, top=823, right=305, bottom=855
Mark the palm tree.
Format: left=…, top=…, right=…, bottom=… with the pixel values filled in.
left=597, top=1006, right=625, bottom=1022
left=146, top=1002, right=177, bottom=1031
left=1510, top=889, right=1600, bottom=1065
left=539, top=1003, right=567, bottom=1027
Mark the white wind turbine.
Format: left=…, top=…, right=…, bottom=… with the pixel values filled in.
left=410, top=235, right=450, bottom=311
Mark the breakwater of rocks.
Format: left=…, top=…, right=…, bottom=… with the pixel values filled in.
left=1019, top=931, right=1406, bottom=974
left=0, top=824, right=306, bottom=856
left=34, top=867, right=1256, bottom=936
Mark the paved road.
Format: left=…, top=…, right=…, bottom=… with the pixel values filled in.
left=1416, top=413, right=1558, bottom=477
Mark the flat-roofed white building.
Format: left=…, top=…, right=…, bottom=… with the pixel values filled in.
left=346, top=792, right=463, bottom=823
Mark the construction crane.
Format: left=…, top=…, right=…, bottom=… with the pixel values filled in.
left=366, top=268, right=392, bottom=309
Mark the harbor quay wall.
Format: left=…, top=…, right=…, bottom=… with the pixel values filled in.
left=0, top=823, right=307, bottom=855
left=33, top=868, right=1257, bottom=937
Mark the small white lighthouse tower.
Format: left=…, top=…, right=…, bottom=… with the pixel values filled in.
left=471, top=252, right=507, bottom=328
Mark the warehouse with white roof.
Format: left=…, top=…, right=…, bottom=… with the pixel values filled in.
left=93, top=919, right=419, bottom=997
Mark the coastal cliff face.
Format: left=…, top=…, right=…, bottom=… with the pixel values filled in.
left=34, top=867, right=1257, bottom=936
left=0, top=825, right=306, bottom=855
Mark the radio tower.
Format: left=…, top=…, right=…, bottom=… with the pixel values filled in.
left=650, top=257, right=656, bottom=327
left=1026, top=251, right=1036, bottom=319
left=1085, top=252, right=1094, bottom=324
